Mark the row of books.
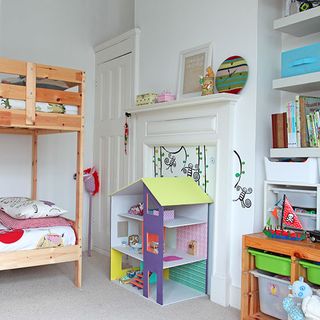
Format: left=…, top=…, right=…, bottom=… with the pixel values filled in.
left=272, top=96, right=320, bottom=148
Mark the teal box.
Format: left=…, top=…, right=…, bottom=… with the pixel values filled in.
left=281, top=42, right=320, bottom=78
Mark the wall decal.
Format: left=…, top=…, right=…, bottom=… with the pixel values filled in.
left=233, top=150, right=253, bottom=209
left=152, top=145, right=215, bottom=194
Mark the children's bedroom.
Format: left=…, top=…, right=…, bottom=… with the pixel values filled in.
left=0, top=0, right=319, bottom=319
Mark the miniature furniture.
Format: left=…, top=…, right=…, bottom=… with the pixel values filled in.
left=241, top=232, right=320, bottom=320
left=0, top=57, right=84, bottom=286
left=110, top=177, right=213, bottom=305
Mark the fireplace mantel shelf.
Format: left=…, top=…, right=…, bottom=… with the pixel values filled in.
left=127, top=93, right=240, bottom=115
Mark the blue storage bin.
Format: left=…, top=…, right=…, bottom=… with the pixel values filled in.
left=281, top=42, right=320, bottom=78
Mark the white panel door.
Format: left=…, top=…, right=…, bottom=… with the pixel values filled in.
left=93, top=53, right=133, bottom=255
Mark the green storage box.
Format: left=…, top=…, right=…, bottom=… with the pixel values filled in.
left=299, top=260, right=320, bottom=285
left=248, top=249, right=291, bottom=276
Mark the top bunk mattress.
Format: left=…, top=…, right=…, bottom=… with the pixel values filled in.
left=0, top=224, right=76, bottom=252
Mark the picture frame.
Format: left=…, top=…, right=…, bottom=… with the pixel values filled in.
left=177, top=42, right=213, bottom=100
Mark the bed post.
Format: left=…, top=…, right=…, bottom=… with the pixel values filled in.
left=32, top=130, right=38, bottom=200
left=75, top=72, right=85, bottom=287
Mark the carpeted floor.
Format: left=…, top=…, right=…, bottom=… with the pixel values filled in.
left=0, top=252, right=240, bottom=320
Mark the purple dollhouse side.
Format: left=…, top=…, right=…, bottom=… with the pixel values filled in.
left=143, top=185, right=164, bottom=305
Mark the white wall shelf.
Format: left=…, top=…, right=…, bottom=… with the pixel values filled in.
left=118, top=213, right=143, bottom=222
left=272, top=72, right=320, bottom=93
left=270, top=147, right=320, bottom=158
left=273, top=6, right=320, bottom=37
left=126, top=93, right=239, bottom=114
left=112, top=245, right=143, bottom=261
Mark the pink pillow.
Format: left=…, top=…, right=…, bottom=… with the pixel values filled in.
left=0, top=209, right=72, bottom=230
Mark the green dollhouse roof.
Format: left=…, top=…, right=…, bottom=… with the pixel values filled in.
left=142, top=177, right=213, bottom=206
left=111, top=177, right=213, bottom=206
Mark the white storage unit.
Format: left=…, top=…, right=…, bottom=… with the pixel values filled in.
left=264, top=180, right=320, bottom=231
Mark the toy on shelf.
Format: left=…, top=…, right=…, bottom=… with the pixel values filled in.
left=308, top=230, right=320, bottom=243
left=263, top=195, right=307, bottom=241
left=156, top=91, right=176, bottom=103
left=136, top=93, right=158, bottom=106
left=128, top=202, right=144, bottom=216
left=200, top=66, right=215, bottom=96
left=187, top=240, right=197, bottom=256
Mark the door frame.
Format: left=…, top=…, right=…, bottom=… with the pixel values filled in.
left=95, top=28, right=140, bottom=108
left=93, top=28, right=140, bottom=256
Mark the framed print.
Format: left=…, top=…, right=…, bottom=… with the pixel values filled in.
left=177, top=43, right=213, bottom=99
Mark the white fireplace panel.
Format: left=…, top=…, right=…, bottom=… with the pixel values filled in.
left=146, top=116, right=217, bottom=137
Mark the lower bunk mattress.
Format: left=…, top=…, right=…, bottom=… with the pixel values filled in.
left=0, top=223, right=76, bottom=252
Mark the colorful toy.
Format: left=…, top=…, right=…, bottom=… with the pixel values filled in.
left=187, top=240, right=197, bottom=256
left=200, top=66, right=215, bottom=96
left=263, top=195, right=306, bottom=241
left=83, top=167, right=100, bottom=256
left=128, top=202, right=144, bottom=216
left=283, top=296, right=305, bottom=320
left=290, top=277, right=313, bottom=299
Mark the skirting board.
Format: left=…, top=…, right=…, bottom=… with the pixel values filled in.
left=230, top=285, right=241, bottom=310
left=210, top=274, right=231, bottom=307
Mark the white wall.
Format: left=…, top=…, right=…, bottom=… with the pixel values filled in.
left=0, top=0, right=134, bottom=248
left=135, top=0, right=283, bottom=308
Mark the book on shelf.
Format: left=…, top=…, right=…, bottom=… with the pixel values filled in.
left=271, top=112, right=288, bottom=148
left=272, top=96, right=320, bottom=149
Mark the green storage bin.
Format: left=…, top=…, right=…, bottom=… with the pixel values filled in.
left=299, top=260, right=320, bottom=285
left=248, top=249, right=291, bottom=276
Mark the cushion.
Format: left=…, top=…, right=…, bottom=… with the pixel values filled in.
left=0, top=209, right=71, bottom=229
left=0, top=197, right=67, bottom=219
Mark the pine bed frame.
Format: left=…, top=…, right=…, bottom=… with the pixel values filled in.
left=0, top=57, right=84, bottom=287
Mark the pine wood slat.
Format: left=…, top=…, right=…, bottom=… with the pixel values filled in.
left=0, top=110, right=81, bottom=131
left=32, top=131, right=38, bottom=199
left=36, top=87, right=81, bottom=106
left=0, top=83, right=25, bottom=100
left=37, top=64, right=83, bottom=84
left=0, top=245, right=81, bottom=271
left=0, top=127, right=34, bottom=135
left=0, top=83, right=81, bottom=106
left=26, top=62, right=36, bottom=125
left=0, top=57, right=27, bottom=75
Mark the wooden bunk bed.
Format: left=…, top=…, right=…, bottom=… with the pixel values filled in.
left=0, top=57, right=84, bottom=287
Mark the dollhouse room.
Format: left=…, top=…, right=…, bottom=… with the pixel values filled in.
left=0, top=0, right=319, bottom=319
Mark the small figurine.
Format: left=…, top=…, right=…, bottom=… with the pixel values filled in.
left=200, top=67, right=215, bottom=96
left=187, top=240, right=197, bottom=255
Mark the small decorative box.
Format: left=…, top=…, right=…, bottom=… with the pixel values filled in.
left=156, top=91, right=176, bottom=103
left=136, top=93, right=158, bottom=106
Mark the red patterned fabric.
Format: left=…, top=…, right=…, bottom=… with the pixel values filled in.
left=0, top=209, right=71, bottom=230
left=282, top=197, right=303, bottom=229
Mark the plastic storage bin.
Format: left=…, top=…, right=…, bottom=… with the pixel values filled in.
left=281, top=42, right=320, bottom=78
left=296, top=213, right=317, bottom=230
left=265, top=157, right=319, bottom=184
left=248, top=249, right=291, bottom=276
left=251, top=270, right=290, bottom=320
left=299, top=260, right=320, bottom=285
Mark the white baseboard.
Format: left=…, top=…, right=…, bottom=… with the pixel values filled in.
left=230, top=285, right=241, bottom=309
left=210, top=274, right=230, bottom=307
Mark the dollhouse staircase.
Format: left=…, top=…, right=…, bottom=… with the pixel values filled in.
left=130, top=273, right=144, bottom=289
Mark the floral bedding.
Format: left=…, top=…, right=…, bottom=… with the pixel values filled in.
left=0, top=223, right=76, bottom=252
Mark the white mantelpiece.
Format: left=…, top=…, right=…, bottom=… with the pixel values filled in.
left=130, top=93, right=240, bottom=307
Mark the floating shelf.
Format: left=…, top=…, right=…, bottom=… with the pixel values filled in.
left=126, top=93, right=239, bottom=115
left=273, top=6, right=320, bottom=37
left=272, top=72, right=320, bottom=93
left=270, top=147, right=320, bottom=158
left=118, top=213, right=206, bottom=228
left=112, top=246, right=206, bottom=269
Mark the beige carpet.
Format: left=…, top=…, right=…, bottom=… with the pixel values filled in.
left=0, top=252, right=240, bottom=320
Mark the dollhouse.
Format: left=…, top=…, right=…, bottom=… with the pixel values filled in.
left=110, top=177, right=213, bottom=305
